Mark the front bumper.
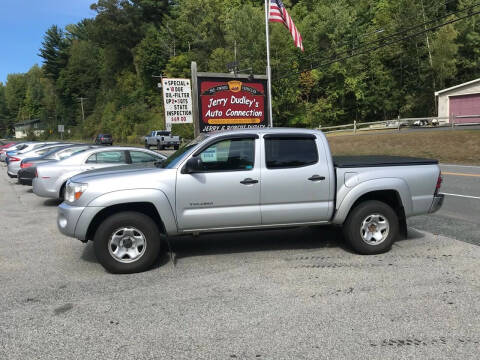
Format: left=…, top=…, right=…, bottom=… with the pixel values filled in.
left=57, top=202, right=104, bottom=241
left=429, top=194, right=444, bottom=213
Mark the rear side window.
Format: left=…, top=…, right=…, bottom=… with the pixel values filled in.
left=129, top=151, right=159, bottom=163
left=87, top=151, right=127, bottom=164
left=265, top=137, right=318, bottom=169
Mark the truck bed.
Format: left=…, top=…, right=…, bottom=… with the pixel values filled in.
left=333, top=155, right=438, bottom=168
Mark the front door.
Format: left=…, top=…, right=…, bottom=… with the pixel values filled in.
left=176, top=136, right=261, bottom=231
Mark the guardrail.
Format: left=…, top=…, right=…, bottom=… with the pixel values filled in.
left=318, top=115, right=480, bottom=134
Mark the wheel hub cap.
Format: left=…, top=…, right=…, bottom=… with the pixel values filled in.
left=360, top=214, right=389, bottom=245
left=108, top=227, right=147, bottom=263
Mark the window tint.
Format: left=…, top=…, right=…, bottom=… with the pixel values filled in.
left=87, top=151, right=126, bottom=164
left=197, top=138, right=254, bottom=171
left=130, top=151, right=159, bottom=163
left=265, top=137, right=318, bottom=169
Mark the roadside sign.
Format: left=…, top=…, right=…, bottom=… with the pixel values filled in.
left=58, top=125, right=64, bottom=133
left=196, top=75, right=268, bottom=133
left=161, top=78, right=193, bottom=125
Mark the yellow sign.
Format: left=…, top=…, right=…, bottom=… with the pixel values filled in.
left=207, top=118, right=261, bottom=124
left=228, top=80, right=242, bottom=92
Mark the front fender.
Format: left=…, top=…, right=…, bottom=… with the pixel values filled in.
left=86, top=188, right=178, bottom=235
left=332, top=178, right=413, bottom=225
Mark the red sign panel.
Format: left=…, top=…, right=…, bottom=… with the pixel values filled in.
left=198, top=78, right=268, bottom=132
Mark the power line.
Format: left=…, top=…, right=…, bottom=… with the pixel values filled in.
left=274, top=1, right=480, bottom=79
left=275, top=6, right=480, bottom=80
left=295, top=0, right=464, bottom=64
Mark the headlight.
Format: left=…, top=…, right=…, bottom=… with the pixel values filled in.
left=65, top=181, right=88, bottom=203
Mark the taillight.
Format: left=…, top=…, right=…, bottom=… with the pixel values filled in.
left=21, top=162, right=33, bottom=169
left=34, top=169, right=38, bottom=178
left=9, top=156, right=20, bottom=162
left=435, top=172, right=443, bottom=195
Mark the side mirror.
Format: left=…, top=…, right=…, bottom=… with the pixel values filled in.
left=183, top=157, right=202, bottom=174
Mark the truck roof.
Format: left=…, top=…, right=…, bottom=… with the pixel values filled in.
left=206, top=127, right=322, bottom=138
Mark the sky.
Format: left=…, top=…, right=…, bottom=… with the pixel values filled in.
left=0, top=0, right=96, bottom=84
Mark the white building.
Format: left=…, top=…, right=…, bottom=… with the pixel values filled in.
left=14, top=119, right=45, bottom=139
left=435, top=78, right=480, bottom=124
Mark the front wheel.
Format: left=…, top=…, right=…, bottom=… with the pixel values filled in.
left=93, top=212, right=161, bottom=273
left=343, top=200, right=398, bottom=255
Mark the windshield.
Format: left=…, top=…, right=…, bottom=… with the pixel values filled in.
left=162, top=133, right=209, bottom=169
left=45, top=146, right=89, bottom=160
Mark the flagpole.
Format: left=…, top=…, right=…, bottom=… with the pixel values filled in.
left=264, top=0, right=273, bottom=127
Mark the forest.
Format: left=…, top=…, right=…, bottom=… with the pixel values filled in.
left=1, top=0, right=479, bottom=141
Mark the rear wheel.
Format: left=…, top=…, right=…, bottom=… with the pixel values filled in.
left=93, top=212, right=161, bottom=274
left=343, top=200, right=398, bottom=255
left=157, top=142, right=164, bottom=150
left=144, top=142, right=149, bottom=149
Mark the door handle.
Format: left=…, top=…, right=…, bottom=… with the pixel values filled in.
left=308, top=175, right=325, bottom=181
left=240, top=178, right=259, bottom=185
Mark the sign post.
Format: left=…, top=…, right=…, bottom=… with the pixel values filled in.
left=58, top=124, right=64, bottom=140
left=161, top=77, right=193, bottom=132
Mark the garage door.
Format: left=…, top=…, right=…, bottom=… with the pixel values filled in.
left=449, top=94, right=480, bottom=123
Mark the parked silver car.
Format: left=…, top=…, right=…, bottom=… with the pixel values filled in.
left=7, top=143, right=71, bottom=177
left=0, top=142, right=31, bottom=162
left=33, top=147, right=166, bottom=200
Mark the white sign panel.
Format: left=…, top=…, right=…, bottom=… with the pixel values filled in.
left=58, top=125, right=64, bottom=133
left=162, top=78, right=193, bottom=124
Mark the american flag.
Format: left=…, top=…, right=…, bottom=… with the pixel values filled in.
left=269, top=0, right=304, bottom=51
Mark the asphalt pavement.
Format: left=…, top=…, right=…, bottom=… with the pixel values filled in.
left=1, top=162, right=480, bottom=359
left=409, top=164, right=480, bottom=246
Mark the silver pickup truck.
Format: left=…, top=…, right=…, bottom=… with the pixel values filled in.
left=144, top=130, right=180, bottom=150
left=58, top=128, right=444, bottom=273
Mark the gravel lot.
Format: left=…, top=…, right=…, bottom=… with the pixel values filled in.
left=1, top=163, right=479, bottom=359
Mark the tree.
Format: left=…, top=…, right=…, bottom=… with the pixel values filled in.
left=38, top=25, right=68, bottom=81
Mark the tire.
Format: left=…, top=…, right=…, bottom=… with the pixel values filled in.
left=59, top=183, right=66, bottom=201
left=144, top=142, right=149, bottom=149
left=343, top=200, right=398, bottom=255
left=174, top=145, right=179, bottom=150
left=157, top=142, right=164, bottom=150
left=93, top=212, right=161, bottom=274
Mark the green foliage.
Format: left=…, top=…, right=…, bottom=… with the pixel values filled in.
left=38, top=25, right=68, bottom=81
left=3, top=0, right=480, bottom=140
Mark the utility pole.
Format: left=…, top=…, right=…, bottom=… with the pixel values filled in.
left=77, top=97, right=87, bottom=122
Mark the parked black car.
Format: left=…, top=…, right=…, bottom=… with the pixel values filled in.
left=94, top=134, right=113, bottom=145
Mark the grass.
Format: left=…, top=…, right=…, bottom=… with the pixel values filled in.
left=326, top=129, right=480, bottom=165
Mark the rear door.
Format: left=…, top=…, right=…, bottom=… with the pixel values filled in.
left=260, top=134, right=332, bottom=225
left=175, top=135, right=261, bottom=231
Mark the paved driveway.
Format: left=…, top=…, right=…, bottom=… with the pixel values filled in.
left=1, top=164, right=479, bottom=359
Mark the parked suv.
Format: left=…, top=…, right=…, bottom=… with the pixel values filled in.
left=94, top=134, right=113, bottom=145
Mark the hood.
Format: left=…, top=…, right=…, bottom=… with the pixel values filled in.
left=75, top=163, right=158, bottom=178
left=71, top=163, right=168, bottom=185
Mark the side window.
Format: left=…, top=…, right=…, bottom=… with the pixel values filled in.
left=197, top=138, right=255, bottom=171
left=130, top=151, right=159, bottom=163
left=86, top=151, right=127, bottom=164
left=265, top=137, right=318, bottom=169
left=86, top=154, right=97, bottom=163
